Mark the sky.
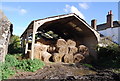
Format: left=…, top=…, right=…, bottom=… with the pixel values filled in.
left=0, top=2, right=119, bottom=36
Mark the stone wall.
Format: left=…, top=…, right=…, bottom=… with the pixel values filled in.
left=0, top=10, right=13, bottom=62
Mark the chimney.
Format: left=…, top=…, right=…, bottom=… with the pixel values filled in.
left=91, top=19, right=97, bottom=30
left=106, top=10, right=113, bottom=27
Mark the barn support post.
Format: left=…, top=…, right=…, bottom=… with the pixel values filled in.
left=21, top=36, right=25, bottom=54
left=25, top=30, right=30, bottom=54
left=31, top=21, right=36, bottom=60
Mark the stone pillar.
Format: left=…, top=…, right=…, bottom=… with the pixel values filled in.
left=0, top=10, right=13, bottom=62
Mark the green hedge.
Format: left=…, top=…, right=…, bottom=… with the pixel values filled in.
left=96, top=44, right=120, bottom=68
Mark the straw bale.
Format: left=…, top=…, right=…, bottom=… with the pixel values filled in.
left=56, top=39, right=67, bottom=47
left=68, top=47, right=78, bottom=54
left=67, top=39, right=76, bottom=47
left=73, top=54, right=85, bottom=63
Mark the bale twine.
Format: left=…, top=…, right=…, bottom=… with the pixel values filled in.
left=67, top=39, right=76, bottom=47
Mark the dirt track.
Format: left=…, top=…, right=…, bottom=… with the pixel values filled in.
left=10, top=63, right=120, bottom=81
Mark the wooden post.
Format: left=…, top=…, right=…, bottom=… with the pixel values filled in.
left=25, top=30, right=31, bottom=54
left=31, top=21, right=36, bottom=60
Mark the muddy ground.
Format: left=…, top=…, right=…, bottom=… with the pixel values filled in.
left=9, top=63, right=120, bottom=81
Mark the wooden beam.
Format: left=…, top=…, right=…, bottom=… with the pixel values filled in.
left=25, top=33, right=29, bottom=54
left=31, top=21, right=36, bottom=60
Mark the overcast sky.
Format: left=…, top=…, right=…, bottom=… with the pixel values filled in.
left=0, top=2, right=119, bottom=36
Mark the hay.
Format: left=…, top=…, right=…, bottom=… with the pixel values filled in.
left=34, top=44, right=41, bottom=59
left=56, top=39, right=67, bottom=47
left=73, top=54, right=85, bottom=63
left=34, top=44, right=49, bottom=52
left=63, top=54, right=73, bottom=63
left=58, top=47, right=68, bottom=54
left=67, top=39, right=76, bottom=47
left=58, top=53, right=65, bottom=62
left=68, top=47, right=78, bottom=54
left=47, top=46, right=56, bottom=53
left=78, top=45, right=89, bottom=57
left=53, top=53, right=64, bottom=62
left=34, top=44, right=50, bottom=60
left=41, top=51, right=52, bottom=62
left=53, top=53, right=60, bottom=62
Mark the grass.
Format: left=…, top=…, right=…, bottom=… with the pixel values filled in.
left=1, top=54, right=45, bottom=80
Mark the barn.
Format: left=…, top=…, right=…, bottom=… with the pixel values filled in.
left=20, top=13, right=100, bottom=63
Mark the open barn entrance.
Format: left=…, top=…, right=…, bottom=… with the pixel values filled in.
left=21, top=13, right=100, bottom=63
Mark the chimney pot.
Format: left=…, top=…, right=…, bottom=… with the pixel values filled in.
left=91, top=19, right=97, bottom=30
left=106, top=10, right=113, bottom=27
left=110, top=10, right=112, bottom=14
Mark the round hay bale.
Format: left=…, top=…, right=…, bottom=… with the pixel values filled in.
left=47, top=46, right=56, bottom=53
left=59, top=53, right=65, bottom=60
left=53, top=53, right=62, bottom=62
left=41, top=51, right=52, bottom=62
left=67, top=39, right=76, bottom=47
left=63, top=54, right=73, bottom=63
left=68, top=47, right=78, bottom=54
left=78, top=45, right=89, bottom=57
left=56, top=39, right=67, bottom=47
left=58, top=47, right=68, bottom=54
left=34, top=44, right=49, bottom=60
left=34, top=44, right=41, bottom=59
left=34, top=44, right=49, bottom=52
left=73, top=54, right=85, bottom=63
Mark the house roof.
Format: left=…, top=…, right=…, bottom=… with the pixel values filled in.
left=97, top=21, right=120, bottom=31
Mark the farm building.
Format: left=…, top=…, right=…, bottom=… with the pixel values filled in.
left=20, top=13, right=100, bottom=63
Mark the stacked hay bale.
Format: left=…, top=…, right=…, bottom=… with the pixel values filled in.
left=34, top=44, right=51, bottom=62
left=78, top=45, right=89, bottom=57
left=73, top=54, right=84, bottom=63
left=64, top=39, right=78, bottom=63
left=53, top=39, right=79, bottom=63
left=33, top=38, right=90, bottom=63
left=73, top=45, right=89, bottom=63
left=53, top=39, right=67, bottom=62
left=50, top=42, right=89, bottom=63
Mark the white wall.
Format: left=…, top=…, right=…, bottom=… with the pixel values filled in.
left=99, top=27, right=120, bottom=45
left=118, top=1, right=120, bottom=20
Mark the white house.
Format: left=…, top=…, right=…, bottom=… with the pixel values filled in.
left=91, top=10, right=120, bottom=45
left=118, top=1, right=120, bottom=20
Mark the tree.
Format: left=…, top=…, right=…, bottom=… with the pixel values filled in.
left=8, top=35, right=22, bottom=54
